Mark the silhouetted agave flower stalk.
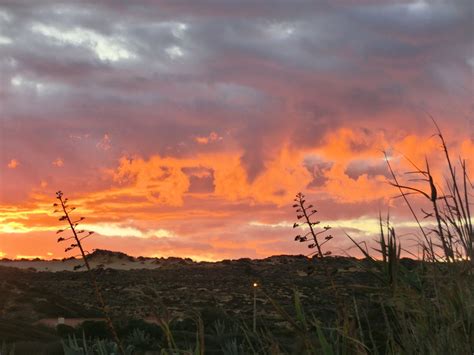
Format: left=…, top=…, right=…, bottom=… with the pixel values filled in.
left=292, top=192, right=333, bottom=258
left=53, top=191, right=126, bottom=355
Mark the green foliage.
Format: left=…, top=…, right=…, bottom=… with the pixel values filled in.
left=1, top=341, right=15, bottom=355
left=76, top=321, right=109, bottom=340
left=118, top=319, right=163, bottom=342
left=62, top=333, right=134, bottom=355
left=56, top=324, right=76, bottom=338
left=125, top=329, right=153, bottom=351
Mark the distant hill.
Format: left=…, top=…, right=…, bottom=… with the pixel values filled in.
left=0, top=249, right=324, bottom=272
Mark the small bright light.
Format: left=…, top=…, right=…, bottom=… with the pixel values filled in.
left=253, top=282, right=258, bottom=288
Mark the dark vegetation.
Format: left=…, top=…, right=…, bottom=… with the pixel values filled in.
left=1, top=124, right=473, bottom=354
left=0, top=255, right=420, bottom=354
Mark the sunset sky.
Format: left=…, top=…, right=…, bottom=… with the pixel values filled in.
left=0, top=0, right=473, bottom=261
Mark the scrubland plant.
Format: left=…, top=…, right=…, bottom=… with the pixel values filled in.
left=0, top=341, right=15, bottom=355
left=62, top=333, right=134, bottom=355
left=385, top=119, right=473, bottom=263
left=293, top=192, right=333, bottom=258
left=54, top=191, right=126, bottom=355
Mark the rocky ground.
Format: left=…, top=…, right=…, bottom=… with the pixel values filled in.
left=0, top=250, right=428, bottom=355
left=0, top=250, right=388, bottom=328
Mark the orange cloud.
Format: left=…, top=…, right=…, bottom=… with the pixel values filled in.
left=52, top=158, right=64, bottom=167
left=110, top=146, right=312, bottom=206
left=1, top=126, right=472, bottom=261
left=195, top=132, right=222, bottom=144
left=113, top=156, right=191, bottom=206
left=97, top=134, right=112, bottom=151
left=317, top=127, right=387, bottom=161
left=7, top=159, right=19, bottom=169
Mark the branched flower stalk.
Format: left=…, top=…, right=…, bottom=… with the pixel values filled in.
left=292, top=192, right=333, bottom=258
left=54, top=191, right=126, bottom=355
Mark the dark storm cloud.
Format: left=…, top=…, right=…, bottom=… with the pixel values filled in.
left=0, top=0, right=472, bottom=196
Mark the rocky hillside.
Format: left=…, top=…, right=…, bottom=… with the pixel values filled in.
left=0, top=251, right=395, bottom=329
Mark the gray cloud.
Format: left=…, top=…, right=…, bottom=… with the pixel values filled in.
left=345, top=159, right=390, bottom=180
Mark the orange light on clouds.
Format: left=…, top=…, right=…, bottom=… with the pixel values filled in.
left=195, top=132, right=222, bottom=145
left=7, top=159, right=19, bottom=169
left=52, top=158, right=64, bottom=167
left=1, top=130, right=473, bottom=260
